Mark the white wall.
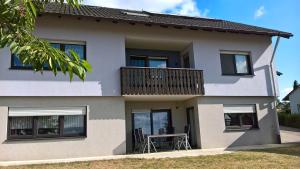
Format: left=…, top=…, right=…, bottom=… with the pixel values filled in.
left=0, top=97, right=126, bottom=161
left=0, top=14, right=276, bottom=97
left=196, top=96, right=279, bottom=148
left=290, top=89, right=300, bottom=114
left=192, top=35, right=275, bottom=96
left=0, top=15, right=126, bottom=96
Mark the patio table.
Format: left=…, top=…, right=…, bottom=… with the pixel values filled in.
left=147, top=133, right=188, bottom=153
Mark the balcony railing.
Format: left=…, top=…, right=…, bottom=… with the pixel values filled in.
left=120, top=67, right=204, bottom=95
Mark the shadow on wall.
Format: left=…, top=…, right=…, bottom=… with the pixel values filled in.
left=225, top=101, right=279, bottom=148
left=2, top=137, right=86, bottom=145
left=89, top=110, right=125, bottom=120
left=113, top=141, right=127, bottom=155
left=253, top=65, right=274, bottom=96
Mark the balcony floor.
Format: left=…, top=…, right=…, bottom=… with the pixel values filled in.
left=123, top=95, right=199, bottom=101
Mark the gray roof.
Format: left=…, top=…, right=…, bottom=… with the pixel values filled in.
left=43, top=3, right=293, bottom=38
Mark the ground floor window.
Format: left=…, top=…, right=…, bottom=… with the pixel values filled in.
left=132, top=109, right=172, bottom=135
left=8, top=107, right=87, bottom=140
left=223, top=104, right=258, bottom=130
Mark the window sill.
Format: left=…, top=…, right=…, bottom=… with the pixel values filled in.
left=224, top=128, right=259, bottom=132
left=5, top=136, right=87, bottom=142
left=9, top=67, right=54, bottom=71
left=222, top=74, right=255, bottom=77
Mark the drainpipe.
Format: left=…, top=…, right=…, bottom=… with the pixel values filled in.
left=270, top=36, right=281, bottom=144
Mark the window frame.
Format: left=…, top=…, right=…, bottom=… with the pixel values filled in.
left=223, top=104, right=259, bottom=131
left=129, top=55, right=169, bottom=68
left=132, top=109, right=172, bottom=135
left=7, top=108, right=87, bottom=140
left=10, top=42, right=87, bottom=70
left=220, top=52, right=253, bottom=76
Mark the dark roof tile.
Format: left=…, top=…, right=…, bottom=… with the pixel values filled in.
left=43, top=3, right=293, bottom=38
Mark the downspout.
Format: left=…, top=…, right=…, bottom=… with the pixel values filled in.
left=270, top=36, right=281, bottom=143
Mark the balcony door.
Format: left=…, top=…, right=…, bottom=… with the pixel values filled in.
left=186, top=107, right=197, bottom=147
left=132, top=109, right=172, bottom=135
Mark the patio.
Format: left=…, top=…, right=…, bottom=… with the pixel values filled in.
left=125, top=100, right=199, bottom=154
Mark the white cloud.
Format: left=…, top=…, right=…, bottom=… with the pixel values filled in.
left=83, top=0, right=209, bottom=17
left=254, top=6, right=265, bottom=19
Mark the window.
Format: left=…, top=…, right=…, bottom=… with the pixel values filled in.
left=130, top=56, right=146, bottom=67
left=11, top=42, right=86, bottom=69
left=149, top=58, right=167, bottom=68
left=129, top=56, right=168, bottom=68
left=220, top=53, right=252, bottom=75
left=132, top=109, right=172, bottom=135
left=7, top=107, right=87, bottom=140
left=122, top=11, right=150, bottom=17
left=223, top=105, right=258, bottom=130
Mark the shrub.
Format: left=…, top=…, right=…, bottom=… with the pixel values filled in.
left=278, top=112, right=300, bottom=128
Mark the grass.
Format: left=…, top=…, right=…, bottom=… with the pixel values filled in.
left=1, top=145, right=300, bottom=169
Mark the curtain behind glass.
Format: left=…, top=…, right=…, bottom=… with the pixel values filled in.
left=37, top=116, right=59, bottom=135
left=63, top=115, right=85, bottom=135
left=9, top=117, right=33, bottom=136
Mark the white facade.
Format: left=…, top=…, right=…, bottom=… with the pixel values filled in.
left=0, top=14, right=284, bottom=162
left=289, top=88, right=300, bottom=114
left=0, top=15, right=277, bottom=97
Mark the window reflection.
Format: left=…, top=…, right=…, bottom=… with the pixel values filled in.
left=65, top=44, right=85, bottom=60
left=133, top=110, right=171, bottom=135
left=152, top=112, right=169, bottom=134
left=133, top=113, right=151, bottom=136
left=235, top=55, right=249, bottom=74
left=149, top=59, right=167, bottom=68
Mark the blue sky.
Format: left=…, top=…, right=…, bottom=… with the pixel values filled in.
left=84, top=0, right=299, bottom=99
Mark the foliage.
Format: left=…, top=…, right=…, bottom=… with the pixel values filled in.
left=276, top=99, right=291, bottom=114
left=278, top=112, right=300, bottom=129
left=294, top=80, right=299, bottom=90
left=0, top=0, right=92, bottom=80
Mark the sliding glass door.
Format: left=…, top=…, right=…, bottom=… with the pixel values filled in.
left=133, top=113, right=151, bottom=136
left=133, top=109, right=171, bottom=135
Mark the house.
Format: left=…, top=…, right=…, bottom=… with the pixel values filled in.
left=283, top=86, right=300, bottom=114
left=0, top=3, right=293, bottom=161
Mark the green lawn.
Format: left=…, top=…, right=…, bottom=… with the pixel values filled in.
left=1, top=145, right=300, bottom=169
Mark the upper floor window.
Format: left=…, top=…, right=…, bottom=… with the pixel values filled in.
left=220, top=52, right=253, bottom=76
left=148, top=57, right=167, bottom=68
left=129, top=56, right=168, bottom=68
left=11, top=42, right=86, bottom=69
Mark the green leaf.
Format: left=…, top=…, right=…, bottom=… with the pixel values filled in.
left=28, top=1, right=37, bottom=17
left=16, top=46, right=31, bottom=54
left=82, top=60, right=92, bottom=72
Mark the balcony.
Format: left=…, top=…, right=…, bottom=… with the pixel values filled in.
left=120, top=67, right=205, bottom=95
